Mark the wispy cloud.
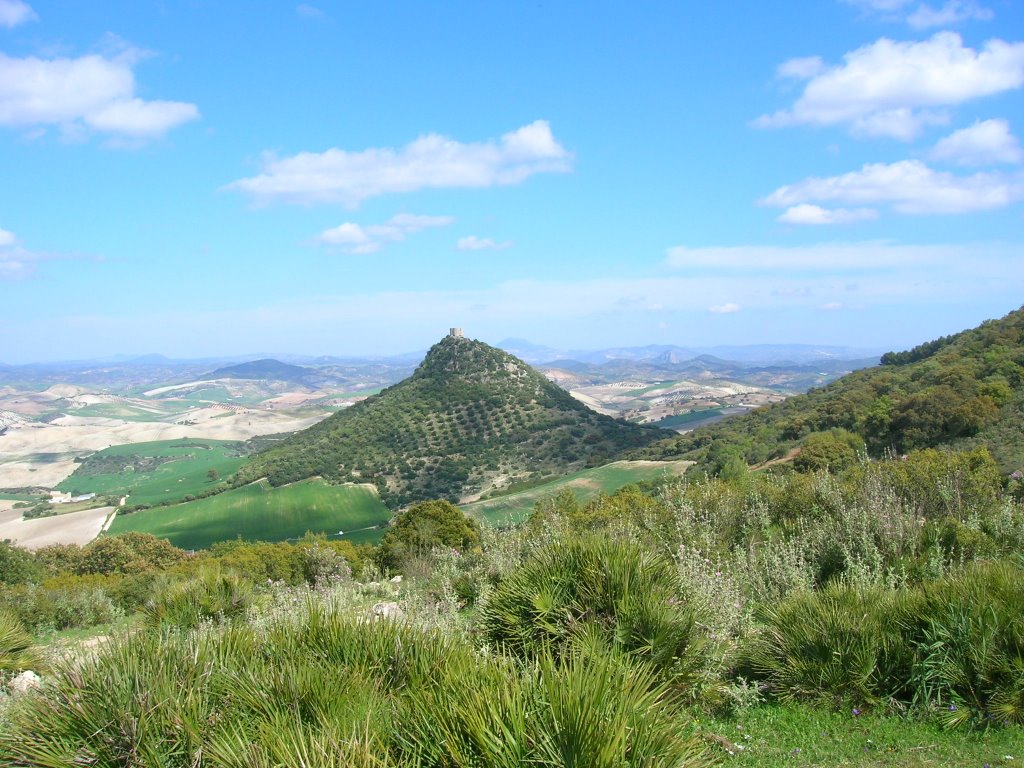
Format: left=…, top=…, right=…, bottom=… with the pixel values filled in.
left=844, top=0, right=993, bottom=28
left=0, top=47, right=199, bottom=142
left=929, top=119, right=1022, bottom=166
left=756, top=32, right=1024, bottom=140
left=316, top=213, right=454, bottom=254
left=227, top=120, right=572, bottom=207
left=0, top=0, right=35, bottom=28
left=456, top=235, right=512, bottom=251
left=761, top=160, right=1023, bottom=215
left=708, top=303, right=741, bottom=314
left=0, top=227, right=83, bottom=279
left=777, top=204, right=879, bottom=225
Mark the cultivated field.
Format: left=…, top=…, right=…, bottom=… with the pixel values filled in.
left=461, top=459, right=692, bottom=525
left=107, top=478, right=392, bottom=550
left=0, top=498, right=115, bottom=550
left=57, top=439, right=247, bottom=507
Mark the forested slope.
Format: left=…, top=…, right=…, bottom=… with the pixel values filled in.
left=643, top=306, right=1024, bottom=473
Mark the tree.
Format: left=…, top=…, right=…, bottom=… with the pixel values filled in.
left=375, top=500, right=481, bottom=573
left=207, top=468, right=219, bottom=482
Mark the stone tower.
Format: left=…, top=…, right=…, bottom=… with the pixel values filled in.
left=449, top=327, right=464, bottom=338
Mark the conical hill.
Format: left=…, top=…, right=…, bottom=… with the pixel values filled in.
left=238, top=333, right=660, bottom=506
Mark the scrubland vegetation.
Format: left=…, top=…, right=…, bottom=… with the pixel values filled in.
left=1, top=444, right=1022, bottom=765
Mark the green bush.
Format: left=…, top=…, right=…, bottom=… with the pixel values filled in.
left=375, top=499, right=481, bottom=574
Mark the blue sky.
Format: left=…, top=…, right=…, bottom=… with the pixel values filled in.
left=1, top=0, right=1022, bottom=362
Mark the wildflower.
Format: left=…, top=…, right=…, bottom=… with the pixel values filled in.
left=949, top=704, right=957, bottom=712
left=852, top=708, right=862, bottom=716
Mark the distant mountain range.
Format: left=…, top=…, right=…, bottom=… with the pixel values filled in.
left=496, top=338, right=883, bottom=366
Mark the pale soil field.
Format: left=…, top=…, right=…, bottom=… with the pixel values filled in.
left=0, top=499, right=115, bottom=549
left=0, top=408, right=327, bottom=489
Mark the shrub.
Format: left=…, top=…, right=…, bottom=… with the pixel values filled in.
left=481, top=536, right=721, bottom=698
left=143, top=568, right=258, bottom=629
left=375, top=499, right=481, bottom=574
left=744, top=584, right=914, bottom=706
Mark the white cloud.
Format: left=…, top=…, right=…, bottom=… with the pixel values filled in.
left=761, top=159, right=1023, bottom=214
left=907, top=1, right=994, bottom=29
left=0, top=51, right=199, bottom=140
left=227, top=120, right=572, bottom=206
left=820, top=302, right=844, bottom=310
left=756, top=33, right=1024, bottom=140
left=457, top=235, right=512, bottom=251
left=0, top=0, right=35, bottom=28
left=777, top=56, right=825, bottom=80
left=316, top=213, right=454, bottom=253
left=929, top=119, right=1022, bottom=166
left=708, top=303, right=741, bottom=314
left=0, top=227, right=15, bottom=247
left=778, top=204, right=879, bottom=225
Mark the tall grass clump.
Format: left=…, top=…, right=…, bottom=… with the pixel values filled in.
left=904, top=560, right=1024, bottom=726
left=0, top=610, right=43, bottom=678
left=143, top=567, right=258, bottom=629
left=481, top=535, right=726, bottom=701
left=743, top=583, right=912, bottom=707
left=0, top=602, right=713, bottom=767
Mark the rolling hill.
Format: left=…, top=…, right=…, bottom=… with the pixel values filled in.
left=237, top=332, right=661, bottom=506
left=644, top=306, right=1024, bottom=473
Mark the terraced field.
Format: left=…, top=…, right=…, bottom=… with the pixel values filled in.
left=107, top=478, right=391, bottom=550
left=461, top=459, right=692, bottom=526
left=57, top=439, right=247, bottom=507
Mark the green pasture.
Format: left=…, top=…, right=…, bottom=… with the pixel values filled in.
left=107, top=478, right=391, bottom=550
left=70, top=402, right=178, bottom=421
left=653, top=407, right=725, bottom=429
left=57, top=439, right=246, bottom=507
left=462, top=459, right=692, bottom=526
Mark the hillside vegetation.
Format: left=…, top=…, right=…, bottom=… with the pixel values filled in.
left=645, top=306, right=1024, bottom=473
left=239, top=335, right=660, bottom=506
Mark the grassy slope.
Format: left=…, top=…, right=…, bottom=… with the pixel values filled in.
left=58, top=439, right=246, bottom=507
left=461, top=459, right=692, bottom=525
left=695, top=704, right=1020, bottom=767
left=107, top=478, right=391, bottom=550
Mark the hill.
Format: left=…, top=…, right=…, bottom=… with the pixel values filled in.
left=206, top=358, right=317, bottom=384
left=237, top=333, right=661, bottom=506
left=645, top=306, right=1024, bottom=473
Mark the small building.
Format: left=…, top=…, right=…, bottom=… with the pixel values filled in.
left=449, top=327, right=464, bottom=338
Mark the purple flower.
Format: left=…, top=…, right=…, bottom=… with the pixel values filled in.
left=949, top=704, right=958, bottom=711
left=851, top=708, right=862, bottom=716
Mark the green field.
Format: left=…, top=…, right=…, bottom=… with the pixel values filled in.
left=70, top=402, right=178, bottom=421
left=57, top=439, right=247, bottom=507
left=107, top=478, right=392, bottom=550
left=653, top=406, right=725, bottom=429
left=461, top=459, right=692, bottom=526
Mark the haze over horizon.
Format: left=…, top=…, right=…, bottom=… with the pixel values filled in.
left=1, top=1, right=1022, bottom=363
